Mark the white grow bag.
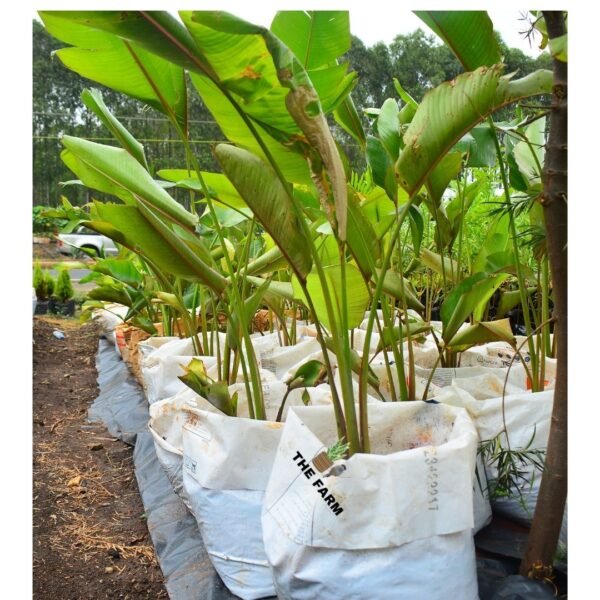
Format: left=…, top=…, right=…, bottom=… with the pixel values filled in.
left=182, top=410, right=282, bottom=600
left=262, top=402, right=479, bottom=600
left=148, top=388, right=211, bottom=510
left=436, top=386, right=557, bottom=526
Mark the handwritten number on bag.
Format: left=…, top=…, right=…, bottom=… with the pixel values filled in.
left=424, top=448, right=440, bottom=510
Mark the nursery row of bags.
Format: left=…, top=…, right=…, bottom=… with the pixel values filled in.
left=94, top=305, right=562, bottom=599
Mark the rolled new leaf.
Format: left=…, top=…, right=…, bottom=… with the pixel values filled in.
left=81, top=89, right=149, bottom=169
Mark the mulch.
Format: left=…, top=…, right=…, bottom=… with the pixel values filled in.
left=33, top=316, right=167, bottom=599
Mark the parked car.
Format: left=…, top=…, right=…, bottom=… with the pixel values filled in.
left=57, top=227, right=119, bottom=257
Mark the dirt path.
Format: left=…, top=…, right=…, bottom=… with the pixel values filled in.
left=33, top=316, right=167, bottom=599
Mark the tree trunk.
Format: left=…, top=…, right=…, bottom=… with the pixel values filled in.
left=520, top=11, right=568, bottom=578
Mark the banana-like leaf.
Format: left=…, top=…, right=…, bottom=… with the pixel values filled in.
left=448, top=318, right=514, bottom=351
left=415, top=11, right=501, bottom=71
left=243, top=246, right=290, bottom=277
left=472, top=214, right=510, bottom=275
left=375, top=269, right=424, bottom=312
left=396, top=65, right=553, bottom=196
left=346, top=189, right=381, bottom=276
left=495, top=287, right=537, bottom=318
left=81, top=89, right=148, bottom=169
left=61, top=136, right=197, bottom=230
left=334, top=97, right=367, bottom=147
left=359, top=186, right=398, bottom=238
left=445, top=176, right=486, bottom=229
left=185, top=11, right=355, bottom=194
left=513, top=117, right=546, bottom=189
left=420, top=248, right=461, bottom=284
left=90, top=258, right=143, bottom=288
left=245, top=276, right=294, bottom=302
left=87, top=285, right=132, bottom=307
left=441, top=272, right=509, bottom=344
left=376, top=322, right=433, bottom=352
left=270, top=11, right=350, bottom=69
left=427, top=152, right=463, bottom=205
left=455, top=125, right=497, bottom=168
left=408, top=205, right=424, bottom=256
left=90, top=203, right=227, bottom=292
left=39, top=11, right=188, bottom=128
left=215, top=144, right=312, bottom=281
left=293, top=264, right=370, bottom=332
left=366, top=135, right=397, bottom=203
left=157, top=169, right=249, bottom=210
left=377, top=98, right=402, bottom=160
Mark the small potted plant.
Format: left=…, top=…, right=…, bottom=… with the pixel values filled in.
left=51, top=269, right=76, bottom=316
left=33, top=262, right=54, bottom=314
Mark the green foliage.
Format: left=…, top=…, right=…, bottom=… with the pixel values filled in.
left=54, top=269, right=74, bottom=302
left=33, top=205, right=67, bottom=234
left=45, top=272, right=56, bottom=299
left=327, top=438, right=350, bottom=462
left=33, top=262, right=46, bottom=299
left=478, top=432, right=546, bottom=503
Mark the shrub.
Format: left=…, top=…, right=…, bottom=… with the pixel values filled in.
left=45, top=272, right=55, bottom=299
left=33, top=262, right=48, bottom=300
left=54, top=269, right=74, bottom=303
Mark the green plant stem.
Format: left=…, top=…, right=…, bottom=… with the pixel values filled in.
left=489, top=117, right=539, bottom=390
left=178, top=131, right=265, bottom=420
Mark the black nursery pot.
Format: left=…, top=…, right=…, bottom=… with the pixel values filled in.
left=34, top=300, right=49, bottom=315
left=50, top=299, right=76, bottom=317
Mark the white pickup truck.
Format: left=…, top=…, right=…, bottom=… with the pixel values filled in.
left=57, top=227, right=119, bottom=257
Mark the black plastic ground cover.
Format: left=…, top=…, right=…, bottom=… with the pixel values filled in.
left=91, top=337, right=238, bottom=599
left=90, top=335, right=561, bottom=600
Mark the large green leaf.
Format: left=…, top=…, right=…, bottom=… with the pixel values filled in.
left=293, top=264, right=370, bottom=332
left=455, top=125, right=498, bottom=168
left=448, top=318, right=514, bottom=350
left=91, top=258, right=143, bottom=288
left=366, top=135, right=397, bottom=203
left=376, top=98, right=401, bottom=160
left=215, top=144, right=312, bottom=280
left=420, top=248, right=461, bottom=284
left=157, top=169, right=248, bottom=211
left=81, top=89, right=148, bottom=169
left=513, top=117, right=546, bottom=189
left=441, top=272, right=509, bottom=343
left=61, top=137, right=197, bottom=229
left=87, top=285, right=132, bottom=307
left=396, top=65, right=553, bottom=196
left=39, top=11, right=188, bottom=127
left=346, top=189, right=380, bottom=276
left=270, top=11, right=350, bottom=69
left=376, top=269, right=424, bottom=312
left=415, top=11, right=501, bottom=71
left=472, top=214, right=511, bottom=274
left=90, top=203, right=227, bottom=292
